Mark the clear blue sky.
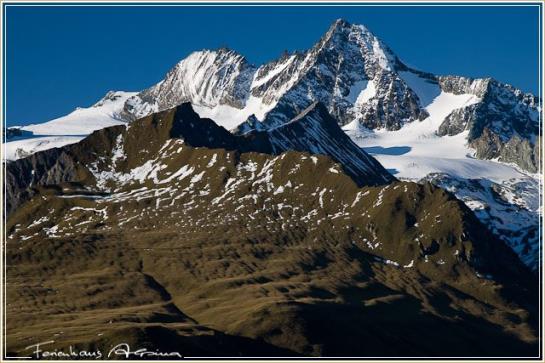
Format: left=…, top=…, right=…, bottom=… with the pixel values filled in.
left=4, top=4, right=542, bottom=127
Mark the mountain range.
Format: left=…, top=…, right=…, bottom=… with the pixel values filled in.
left=8, top=20, right=540, bottom=170
left=3, top=19, right=541, bottom=358
left=6, top=19, right=541, bottom=271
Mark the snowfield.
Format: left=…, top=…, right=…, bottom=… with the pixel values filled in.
left=19, top=91, right=135, bottom=136
left=192, top=95, right=276, bottom=131
left=4, top=91, right=136, bottom=161
left=343, top=83, right=534, bottom=183
left=4, top=135, right=85, bottom=160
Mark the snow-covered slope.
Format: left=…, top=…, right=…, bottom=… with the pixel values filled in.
left=4, top=91, right=136, bottom=160
left=21, top=91, right=135, bottom=136
left=4, top=135, right=85, bottom=160
left=122, top=20, right=427, bottom=132
left=121, top=49, right=259, bottom=129
left=344, top=90, right=482, bottom=179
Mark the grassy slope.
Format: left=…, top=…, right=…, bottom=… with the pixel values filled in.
left=5, top=108, right=538, bottom=357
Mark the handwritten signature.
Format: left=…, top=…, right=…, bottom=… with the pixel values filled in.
left=24, top=340, right=183, bottom=359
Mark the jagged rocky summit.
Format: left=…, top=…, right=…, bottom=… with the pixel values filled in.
left=9, top=19, right=539, bottom=172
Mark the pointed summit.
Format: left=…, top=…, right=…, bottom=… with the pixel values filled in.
left=316, top=19, right=399, bottom=72
left=327, top=18, right=351, bottom=32
left=118, top=18, right=416, bottom=131
left=326, top=18, right=369, bottom=35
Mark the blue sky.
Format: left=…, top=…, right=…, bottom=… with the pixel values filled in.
left=5, top=4, right=542, bottom=127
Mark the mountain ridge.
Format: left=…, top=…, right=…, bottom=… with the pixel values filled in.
left=5, top=102, right=393, bottom=216
left=5, top=102, right=538, bottom=357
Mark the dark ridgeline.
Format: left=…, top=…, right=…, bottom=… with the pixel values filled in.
left=5, top=102, right=394, bottom=216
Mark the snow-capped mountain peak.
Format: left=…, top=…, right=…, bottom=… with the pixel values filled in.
left=318, top=18, right=398, bottom=72
left=123, top=48, right=256, bottom=122
left=118, top=19, right=423, bottom=131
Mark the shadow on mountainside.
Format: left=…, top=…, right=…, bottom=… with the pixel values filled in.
left=364, top=145, right=412, bottom=156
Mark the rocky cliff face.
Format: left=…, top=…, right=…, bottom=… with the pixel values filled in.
left=437, top=78, right=540, bottom=172
left=254, top=19, right=428, bottom=129
left=122, top=20, right=429, bottom=132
